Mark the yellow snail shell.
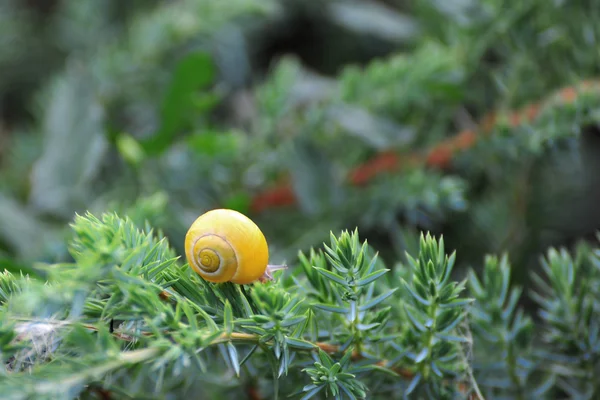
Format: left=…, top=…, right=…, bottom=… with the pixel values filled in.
left=184, top=208, right=285, bottom=284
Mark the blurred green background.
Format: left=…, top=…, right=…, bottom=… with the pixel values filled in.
left=1, top=0, right=600, bottom=296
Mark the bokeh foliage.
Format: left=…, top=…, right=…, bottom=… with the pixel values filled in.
left=1, top=0, right=599, bottom=270
left=1, top=0, right=600, bottom=398
left=1, top=212, right=600, bottom=398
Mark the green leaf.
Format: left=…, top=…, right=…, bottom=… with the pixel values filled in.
left=313, top=267, right=348, bottom=287
left=235, top=285, right=254, bottom=317
left=242, top=325, right=267, bottom=336
left=195, top=303, right=220, bottom=332
left=285, top=337, right=317, bottom=350
left=467, top=269, right=484, bottom=297
left=402, top=279, right=431, bottom=307
left=439, top=298, right=474, bottom=309
left=317, top=349, right=335, bottom=368
left=405, top=373, right=422, bottom=394
left=239, top=344, right=259, bottom=367
left=301, top=385, right=324, bottom=400
left=223, top=300, right=233, bottom=335
left=324, top=253, right=350, bottom=274
left=355, top=269, right=389, bottom=286
left=227, top=342, right=240, bottom=377
left=308, top=310, right=318, bottom=342
left=116, top=132, right=145, bottom=166
left=338, top=382, right=358, bottom=400
left=147, top=257, right=178, bottom=281
left=313, top=303, right=348, bottom=314
left=404, top=305, right=427, bottom=332
left=186, top=130, right=241, bottom=157
left=435, top=333, right=470, bottom=343
left=143, top=51, right=216, bottom=154
left=358, top=288, right=397, bottom=311
left=363, top=252, right=379, bottom=277
left=281, top=316, right=307, bottom=328
left=222, top=193, right=252, bottom=215
left=356, top=323, right=380, bottom=331
left=120, top=246, right=146, bottom=273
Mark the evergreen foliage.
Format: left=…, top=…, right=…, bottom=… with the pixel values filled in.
left=1, top=0, right=600, bottom=398
left=2, top=213, right=600, bottom=398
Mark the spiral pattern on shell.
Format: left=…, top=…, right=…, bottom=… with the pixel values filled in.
left=188, top=233, right=238, bottom=282
left=198, top=248, right=220, bottom=272
left=184, top=208, right=270, bottom=284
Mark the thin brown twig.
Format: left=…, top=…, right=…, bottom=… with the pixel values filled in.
left=12, top=318, right=480, bottom=398
left=248, top=79, right=600, bottom=214
left=86, top=324, right=478, bottom=397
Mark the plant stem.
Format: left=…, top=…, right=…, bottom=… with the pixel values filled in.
left=10, top=318, right=479, bottom=396
left=421, top=301, right=438, bottom=380
left=505, top=339, right=524, bottom=400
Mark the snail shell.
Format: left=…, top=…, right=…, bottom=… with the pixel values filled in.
left=184, top=208, right=272, bottom=284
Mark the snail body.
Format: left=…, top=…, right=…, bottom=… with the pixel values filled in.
left=184, top=208, right=284, bottom=284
